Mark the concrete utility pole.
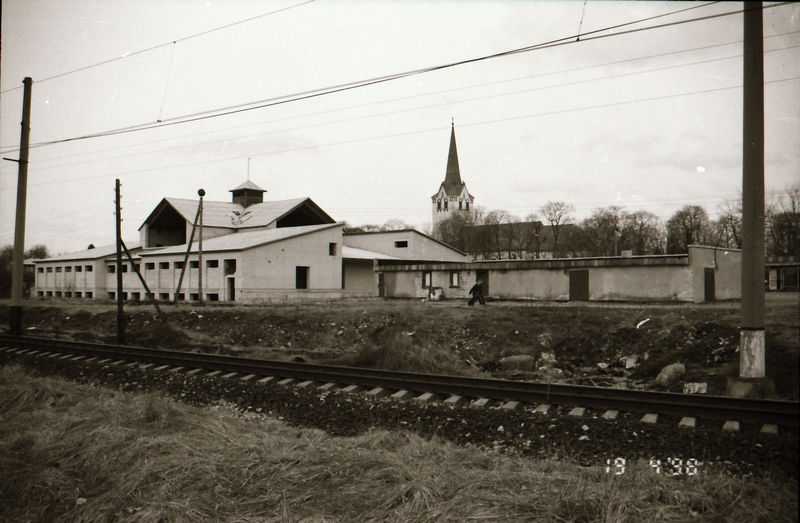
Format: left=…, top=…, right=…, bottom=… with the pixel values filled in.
left=8, top=77, right=32, bottom=335
left=198, top=188, right=205, bottom=304
left=738, top=2, right=766, bottom=383
left=115, top=179, right=125, bottom=344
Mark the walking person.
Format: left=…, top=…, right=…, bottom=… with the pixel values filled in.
left=468, top=279, right=486, bottom=306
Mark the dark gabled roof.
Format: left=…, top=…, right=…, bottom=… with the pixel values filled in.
left=229, top=180, right=266, bottom=193
left=138, top=197, right=335, bottom=231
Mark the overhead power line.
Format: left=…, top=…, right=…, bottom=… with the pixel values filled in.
left=1, top=75, right=795, bottom=192
left=0, top=0, right=316, bottom=94
left=3, top=41, right=797, bottom=176
left=7, top=0, right=766, bottom=152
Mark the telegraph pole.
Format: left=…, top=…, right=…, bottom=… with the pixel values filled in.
left=735, top=2, right=767, bottom=395
left=8, top=77, right=32, bottom=335
left=115, top=179, right=125, bottom=343
left=198, top=188, right=205, bottom=304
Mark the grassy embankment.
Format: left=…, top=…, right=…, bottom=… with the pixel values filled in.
left=1, top=366, right=796, bottom=522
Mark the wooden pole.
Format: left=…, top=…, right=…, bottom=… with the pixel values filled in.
left=9, top=77, right=32, bottom=335
left=115, top=179, right=125, bottom=343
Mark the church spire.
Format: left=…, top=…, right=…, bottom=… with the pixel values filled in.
left=443, top=121, right=463, bottom=195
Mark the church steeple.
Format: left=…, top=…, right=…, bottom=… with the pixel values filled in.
left=431, top=122, right=475, bottom=230
left=443, top=122, right=463, bottom=195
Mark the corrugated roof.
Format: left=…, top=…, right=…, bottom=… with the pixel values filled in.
left=342, top=246, right=400, bottom=260
left=158, top=197, right=310, bottom=229
left=144, top=223, right=342, bottom=255
left=34, top=242, right=141, bottom=262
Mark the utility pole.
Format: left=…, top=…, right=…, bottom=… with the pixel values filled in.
left=198, top=188, right=205, bottom=304
left=115, top=179, right=125, bottom=344
left=735, top=2, right=767, bottom=395
left=8, top=77, right=32, bottom=335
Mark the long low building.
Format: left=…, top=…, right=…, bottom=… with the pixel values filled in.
left=375, top=245, right=741, bottom=303
left=33, top=181, right=469, bottom=303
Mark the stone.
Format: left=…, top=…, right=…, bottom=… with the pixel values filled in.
left=497, top=354, right=536, bottom=371
left=654, top=363, right=685, bottom=387
left=682, top=382, right=707, bottom=394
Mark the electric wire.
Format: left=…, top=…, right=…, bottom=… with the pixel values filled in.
left=5, top=1, right=749, bottom=151
left=4, top=42, right=798, bottom=177
left=2, top=75, right=795, bottom=193
left=0, top=0, right=316, bottom=94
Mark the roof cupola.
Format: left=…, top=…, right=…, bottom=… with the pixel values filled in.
left=229, top=180, right=266, bottom=208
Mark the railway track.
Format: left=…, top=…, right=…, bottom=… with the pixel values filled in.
left=1, top=334, right=797, bottom=429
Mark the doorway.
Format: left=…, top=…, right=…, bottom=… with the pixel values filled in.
left=569, top=270, right=589, bottom=301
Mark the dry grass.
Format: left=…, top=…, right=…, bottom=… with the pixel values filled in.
left=1, top=366, right=796, bottom=522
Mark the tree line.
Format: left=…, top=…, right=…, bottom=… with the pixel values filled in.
left=0, top=244, right=49, bottom=298
left=432, top=184, right=800, bottom=260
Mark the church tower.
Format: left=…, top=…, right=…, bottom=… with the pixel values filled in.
left=431, top=122, right=475, bottom=230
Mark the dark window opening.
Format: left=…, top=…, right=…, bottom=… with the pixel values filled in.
left=75, top=292, right=82, bottom=297
left=55, top=267, right=62, bottom=273
left=46, top=291, right=52, bottom=297
left=174, top=261, right=184, bottom=269
left=159, top=293, right=170, bottom=301
left=85, top=265, right=93, bottom=272
left=207, top=293, right=219, bottom=302
left=177, top=293, right=185, bottom=300
left=65, top=266, right=72, bottom=272
left=46, top=267, right=52, bottom=273
left=395, top=240, right=408, bottom=248
left=159, top=262, right=169, bottom=269
left=37, top=267, right=43, bottom=273
left=224, top=259, right=236, bottom=275
left=86, top=292, right=93, bottom=298
left=145, top=262, right=155, bottom=270
left=189, top=293, right=199, bottom=301
left=131, top=292, right=141, bottom=302
left=296, top=266, right=309, bottom=289
left=37, top=291, right=44, bottom=296
left=107, top=265, right=116, bottom=273
left=121, top=264, right=128, bottom=273
left=108, top=292, right=115, bottom=299
left=190, top=260, right=199, bottom=269
left=329, top=243, right=337, bottom=256
left=207, top=259, right=219, bottom=268
left=64, top=292, right=71, bottom=297
left=75, top=266, right=83, bottom=272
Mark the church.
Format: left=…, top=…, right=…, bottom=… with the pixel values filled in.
left=431, top=123, right=475, bottom=229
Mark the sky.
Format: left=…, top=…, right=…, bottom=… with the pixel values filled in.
left=1, top=0, right=798, bottom=255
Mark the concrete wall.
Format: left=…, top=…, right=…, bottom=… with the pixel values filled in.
left=35, top=259, right=106, bottom=298
left=376, top=254, right=706, bottom=302
left=343, top=259, right=376, bottom=294
left=344, top=230, right=467, bottom=262
left=688, top=245, right=742, bottom=302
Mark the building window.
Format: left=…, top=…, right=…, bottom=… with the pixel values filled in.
left=177, top=293, right=185, bottom=301
left=108, top=292, right=115, bottom=299
left=145, top=262, right=155, bottom=270
left=75, top=265, right=82, bottom=272
left=37, top=291, right=44, bottom=296
left=224, top=259, right=236, bottom=275
left=55, top=291, right=62, bottom=297
left=207, top=259, right=219, bottom=268
left=466, top=201, right=470, bottom=211
left=85, top=265, right=93, bottom=272
left=85, top=292, right=93, bottom=298
left=459, top=200, right=462, bottom=210
left=190, top=260, right=199, bottom=269
left=46, top=291, right=52, bottom=297
left=131, top=292, right=140, bottom=302
left=46, top=267, right=52, bottom=273
left=56, top=267, right=62, bottom=273
left=37, top=267, right=43, bottom=273
left=75, top=292, right=82, bottom=297
left=207, top=293, right=219, bottom=302
left=65, top=292, right=72, bottom=297
left=296, top=266, right=309, bottom=289
left=329, top=243, right=337, bottom=256
left=394, top=240, right=408, bottom=248
left=159, top=293, right=170, bottom=301
left=121, top=264, right=128, bottom=273
left=107, top=265, right=116, bottom=273
left=133, top=263, right=140, bottom=273
left=159, top=261, right=169, bottom=269
left=437, top=200, right=441, bottom=211
left=422, top=271, right=432, bottom=288
left=65, top=266, right=72, bottom=273
left=450, top=271, right=460, bottom=288
left=190, top=293, right=199, bottom=301
left=175, top=261, right=184, bottom=269
left=122, top=292, right=128, bottom=301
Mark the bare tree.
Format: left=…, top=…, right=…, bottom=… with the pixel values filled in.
left=580, top=206, right=627, bottom=256
left=766, top=184, right=800, bottom=256
left=621, top=211, right=664, bottom=254
left=666, top=205, right=713, bottom=254
left=538, top=201, right=574, bottom=256
left=715, top=197, right=743, bottom=249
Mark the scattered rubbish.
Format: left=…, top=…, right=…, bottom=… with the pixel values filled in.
left=596, top=362, right=609, bottom=369
left=498, top=354, right=536, bottom=370
left=581, top=425, right=590, bottom=431
left=655, top=363, right=686, bottom=387
left=636, top=318, right=651, bottom=329
left=497, top=426, right=505, bottom=432
left=538, top=351, right=557, bottom=365
left=578, top=435, right=590, bottom=441
left=621, top=355, right=639, bottom=369
left=683, top=382, right=708, bottom=394
left=76, top=498, right=87, bottom=506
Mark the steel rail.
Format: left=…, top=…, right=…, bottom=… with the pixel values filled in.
left=1, top=334, right=797, bottom=427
